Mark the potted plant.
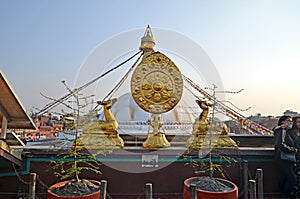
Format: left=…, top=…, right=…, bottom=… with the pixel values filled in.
left=183, top=151, right=238, bottom=199
left=184, top=97, right=239, bottom=199
left=183, top=176, right=238, bottom=199
left=43, top=80, right=103, bottom=199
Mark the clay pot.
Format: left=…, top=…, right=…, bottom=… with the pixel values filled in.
left=184, top=176, right=238, bottom=199
left=48, top=180, right=101, bottom=199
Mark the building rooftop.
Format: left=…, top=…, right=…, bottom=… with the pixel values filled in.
left=0, top=70, right=36, bottom=129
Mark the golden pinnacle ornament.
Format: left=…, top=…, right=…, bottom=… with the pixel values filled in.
left=131, top=25, right=183, bottom=149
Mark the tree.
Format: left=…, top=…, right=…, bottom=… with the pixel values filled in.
left=42, top=80, right=110, bottom=197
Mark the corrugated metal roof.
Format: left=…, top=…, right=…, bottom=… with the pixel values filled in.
left=0, top=70, right=36, bottom=129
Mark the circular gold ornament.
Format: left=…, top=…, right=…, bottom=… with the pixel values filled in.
left=131, top=52, right=183, bottom=113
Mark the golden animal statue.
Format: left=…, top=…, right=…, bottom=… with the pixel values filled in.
left=192, top=99, right=212, bottom=135
left=188, top=98, right=237, bottom=149
left=80, top=98, right=124, bottom=148
left=98, top=99, right=118, bottom=135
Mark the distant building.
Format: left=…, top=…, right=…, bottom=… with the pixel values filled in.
left=22, top=114, right=63, bottom=141
left=247, top=114, right=278, bottom=131
left=283, top=110, right=300, bottom=117
left=226, top=110, right=299, bottom=134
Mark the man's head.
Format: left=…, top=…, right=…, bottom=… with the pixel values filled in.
left=278, top=115, right=292, bottom=125
left=278, top=115, right=293, bottom=129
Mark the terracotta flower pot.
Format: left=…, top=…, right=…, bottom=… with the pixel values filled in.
left=184, top=176, right=238, bottom=199
left=48, top=180, right=101, bottom=199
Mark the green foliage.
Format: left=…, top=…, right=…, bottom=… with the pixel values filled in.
left=183, top=149, right=237, bottom=178
left=50, top=148, right=103, bottom=180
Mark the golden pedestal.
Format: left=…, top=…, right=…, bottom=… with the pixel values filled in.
left=187, top=133, right=237, bottom=149
left=80, top=133, right=124, bottom=148
left=142, top=114, right=171, bottom=149
left=142, top=132, right=170, bottom=149
left=81, top=120, right=124, bottom=148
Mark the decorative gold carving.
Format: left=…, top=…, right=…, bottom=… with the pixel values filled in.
left=131, top=52, right=183, bottom=114
left=131, top=26, right=183, bottom=149
left=188, top=99, right=238, bottom=149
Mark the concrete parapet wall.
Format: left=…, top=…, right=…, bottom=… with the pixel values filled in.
left=0, top=147, right=281, bottom=198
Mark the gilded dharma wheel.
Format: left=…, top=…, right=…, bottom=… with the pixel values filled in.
left=131, top=52, right=183, bottom=114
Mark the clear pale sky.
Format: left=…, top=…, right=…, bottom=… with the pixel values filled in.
left=0, top=0, right=299, bottom=117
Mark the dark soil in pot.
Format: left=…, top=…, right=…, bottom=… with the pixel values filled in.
left=51, top=179, right=100, bottom=196
left=191, top=176, right=233, bottom=192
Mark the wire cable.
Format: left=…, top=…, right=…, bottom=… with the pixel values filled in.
left=37, top=50, right=142, bottom=115
left=92, top=51, right=144, bottom=111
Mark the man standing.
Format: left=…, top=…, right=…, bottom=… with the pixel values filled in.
left=274, top=115, right=298, bottom=199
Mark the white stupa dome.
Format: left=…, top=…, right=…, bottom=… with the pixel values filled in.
left=109, top=92, right=194, bottom=122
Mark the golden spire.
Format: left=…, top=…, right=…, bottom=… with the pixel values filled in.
left=139, top=25, right=156, bottom=51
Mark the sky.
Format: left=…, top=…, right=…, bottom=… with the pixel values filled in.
left=0, top=0, right=300, bottom=117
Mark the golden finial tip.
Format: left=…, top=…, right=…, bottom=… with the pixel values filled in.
left=139, top=25, right=156, bottom=50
